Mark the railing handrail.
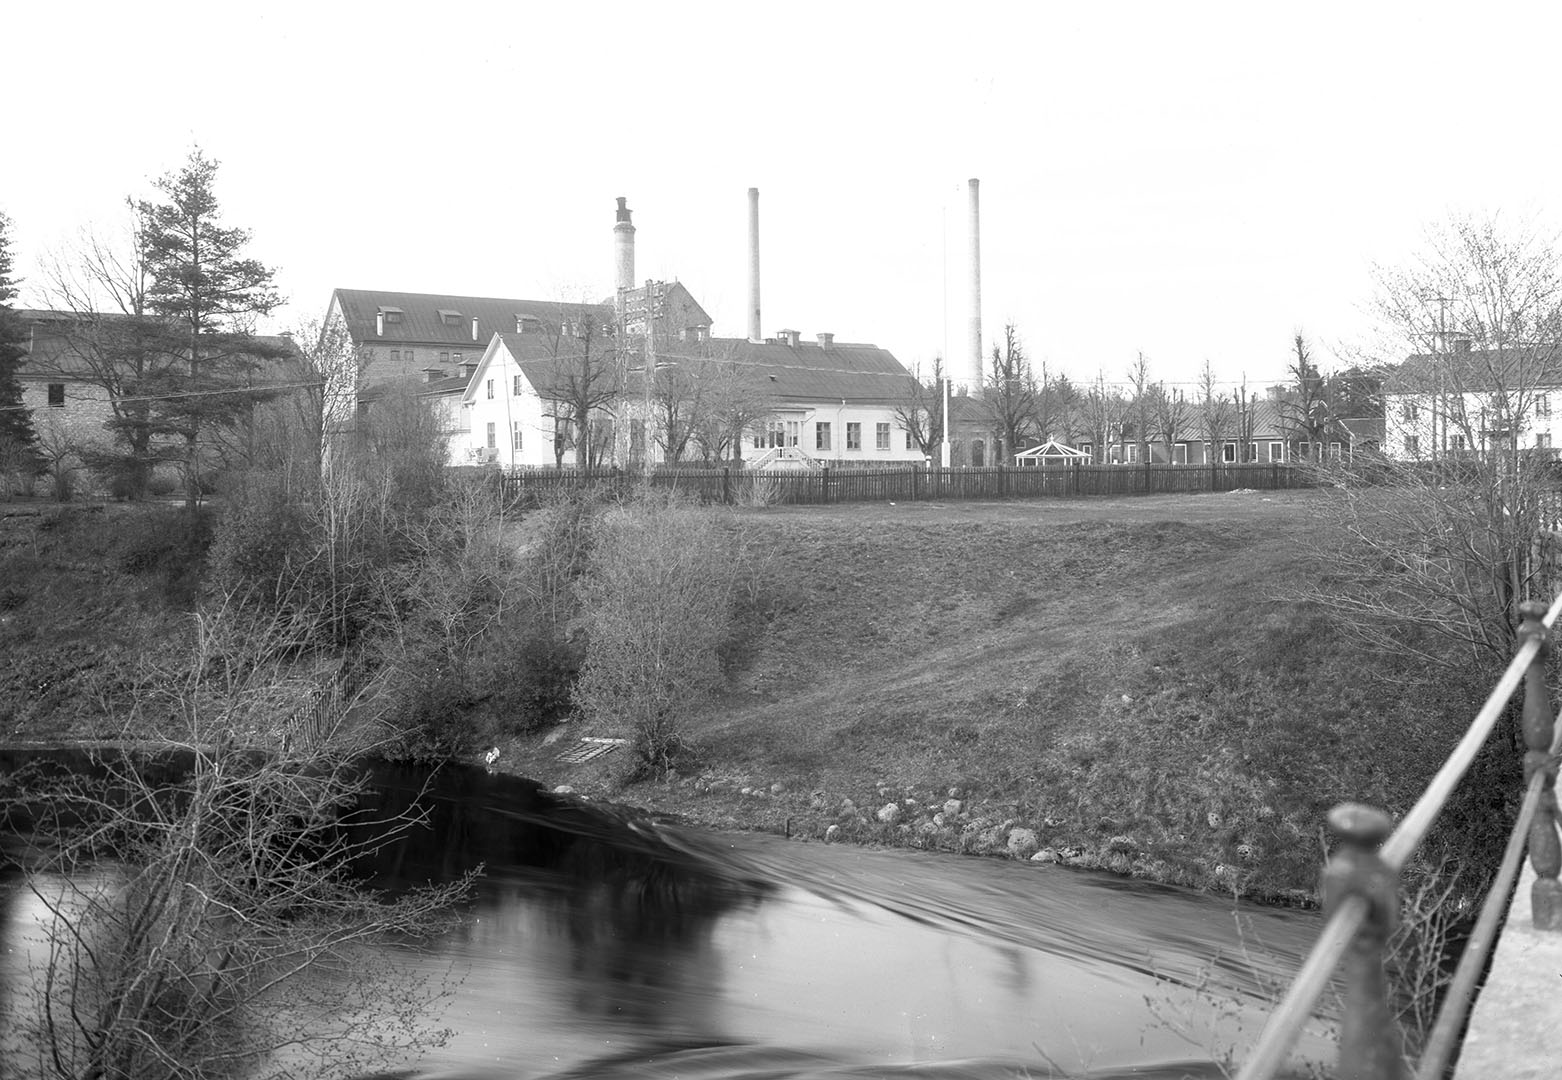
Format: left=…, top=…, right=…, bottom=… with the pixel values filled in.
left=1235, top=591, right=1562, bottom=1080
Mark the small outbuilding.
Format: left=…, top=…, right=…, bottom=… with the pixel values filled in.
left=1014, top=439, right=1091, bottom=466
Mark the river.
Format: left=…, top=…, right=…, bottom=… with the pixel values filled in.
left=1, top=760, right=1333, bottom=1079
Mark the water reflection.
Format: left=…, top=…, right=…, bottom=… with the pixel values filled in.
left=2, top=757, right=1331, bottom=1079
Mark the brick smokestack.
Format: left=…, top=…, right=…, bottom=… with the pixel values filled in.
left=748, top=187, right=761, bottom=343
left=613, top=197, right=635, bottom=299
left=967, top=178, right=983, bottom=394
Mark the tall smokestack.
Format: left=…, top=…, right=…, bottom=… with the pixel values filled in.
left=967, top=178, right=983, bottom=394
left=613, top=197, right=635, bottom=300
left=747, top=187, right=761, bottom=343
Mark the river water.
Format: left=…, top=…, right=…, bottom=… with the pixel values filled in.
left=1, top=760, right=1333, bottom=1079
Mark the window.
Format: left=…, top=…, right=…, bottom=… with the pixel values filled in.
left=1080, top=442, right=1093, bottom=460
left=402, top=348, right=414, bottom=363
left=1125, top=443, right=1138, bottom=463
left=1540, top=393, right=1553, bottom=418
left=47, top=383, right=65, bottom=407
left=971, top=439, right=985, bottom=467
left=1539, top=433, right=1553, bottom=449
left=905, top=429, right=915, bottom=451
left=1222, top=442, right=1237, bottom=463
left=438, top=309, right=462, bottom=327
left=876, top=422, right=891, bottom=450
left=389, top=349, right=401, bottom=362
left=846, top=422, right=862, bottom=450
left=486, top=422, right=496, bottom=449
left=513, top=375, right=524, bottom=396
left=380, top=307, right=403, bottom=325
left=1268, top=441, right=1284, bottom=462
left=1329, top=441, right=1343, bottom=461
left=512, top=422, right=524, bottom=451
left=452, top=351, right=463, bottom=364
left=1172, top=443, right=1188, bottom=464
left=486, top=379, right=494, bottom=400
left=439, top=351, right=450, bottom=364
left=1405, top=434, right=1420, bottom=455
left=787, top=420, right=800, bottom=447
left=816, top=422, right=831, bottom=451
left=1451, top=433, right=1466, bottom=452
left=1401, top=401, right=1419, bottom=422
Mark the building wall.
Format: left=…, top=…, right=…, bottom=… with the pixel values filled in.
left=17, top=375, right=118, bottom=452
left=1383, top=388, right=1562, bottom=459
left=752, top=403, right=929, bottom=464
left=461, top=350, right=574, bottom=469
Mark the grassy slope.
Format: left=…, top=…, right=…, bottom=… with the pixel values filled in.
left=2, top=493, right=1495, bottom=902
left=508, top=490, right=1489, bottom=900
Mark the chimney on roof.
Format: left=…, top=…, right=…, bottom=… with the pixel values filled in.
left=375, top=311, right=385, bottom=337
left=778, top=329, right=801, bottom=347
left=471, top=317, right=480, bottom=342
left=747, top=187, right=762, bottom=343
left=816, top=332, right=834, bottom=345
left=614, top=197, right=635, bottom=302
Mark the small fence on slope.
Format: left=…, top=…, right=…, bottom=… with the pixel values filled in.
left=1235, top=598, right=1562, bottom=1080
left=496, top=461, right=1314, bottom=507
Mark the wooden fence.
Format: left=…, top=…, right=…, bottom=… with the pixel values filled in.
left=495, top=462, right=1316, bottom=507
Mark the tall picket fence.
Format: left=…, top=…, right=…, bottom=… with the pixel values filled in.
left=496, top=462, right=1315, bottom=507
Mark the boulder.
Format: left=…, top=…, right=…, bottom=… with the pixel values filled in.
left=1006, top=828, right=1040, bottom=859
left=877, top=803, right=902, bottom=824
left=1032, top=848, right=1061, bottom=864
left=770, top=782, right=786, bottom=795
left=825, top=824, right=841, bottom=842
left=943, top=799, right=964, bottom=818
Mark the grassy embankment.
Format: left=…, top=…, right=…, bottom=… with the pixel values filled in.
left=0, top=491, right=1491, bottom=902
left=503, top=490, right=1491, bottom=902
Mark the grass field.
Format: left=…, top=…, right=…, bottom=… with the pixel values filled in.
left=508, top=489, right=1495, bottom=901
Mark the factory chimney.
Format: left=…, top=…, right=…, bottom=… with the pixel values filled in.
left=748, top=187, right=762, bottom=343
left=966, top=178, right=983, bottom=395
left=613, top=197, right=635, bottom=301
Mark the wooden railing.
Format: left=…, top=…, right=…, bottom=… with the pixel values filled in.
left=1236, top=598, right=1562, bottom=1080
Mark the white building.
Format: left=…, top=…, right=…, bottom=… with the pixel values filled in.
left=1382, top=345, right=1562, bottom=460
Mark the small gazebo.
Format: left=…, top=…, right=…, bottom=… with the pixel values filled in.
left=1014, top=439, right=1091, bottom=467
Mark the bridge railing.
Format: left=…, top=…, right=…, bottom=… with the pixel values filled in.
left=1236, top=597, right=1562, bottom=1080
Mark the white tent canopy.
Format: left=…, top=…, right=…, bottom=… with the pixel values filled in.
left=1014, top=439, right=1090, bottom=466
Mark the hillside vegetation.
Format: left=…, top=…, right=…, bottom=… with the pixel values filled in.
left=508, top=491, right=1500, bottom=901
left=0, top=491, right=1504, bottom=901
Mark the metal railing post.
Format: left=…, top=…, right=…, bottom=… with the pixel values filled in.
left=1518, top=600, right=1562, bottom=929
left=1323, top=803, right=1403, bottom=1080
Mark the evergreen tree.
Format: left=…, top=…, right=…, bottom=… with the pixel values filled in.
left=0, top=210, right=41, bottom=483
left=136, top=148, right=283, bottom=505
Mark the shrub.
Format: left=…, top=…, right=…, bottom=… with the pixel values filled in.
left=573, top=494, right=749, bottom=775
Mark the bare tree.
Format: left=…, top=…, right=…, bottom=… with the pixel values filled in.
left=1278, top=332, right=1331, bottom=458
left=683, top=349, right=774, bottom=466
left=893, top=356, right=946, bottom=460
left=1, top=606, right=472, bottom=1080
left=1080, top=371, right=1127, bottom=464
left=1125, top=351, right=1154, bottom=463
left=1149, top=381, right=1191, bottom=462
left=1197, top=358, right=1233, bottom=468
left=539, top=304, right=622, bottom=469
left=1301, top=212, right=1562, bottom=669
left=984, top=322, right=1038, bottom=461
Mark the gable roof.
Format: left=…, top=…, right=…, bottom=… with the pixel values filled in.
left=694, top=337, right=913, bottom=406
left=332, top=289, right=613, bottom=350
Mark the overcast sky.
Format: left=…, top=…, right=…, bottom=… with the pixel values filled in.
left=9, top=1, right=1560, bottom=393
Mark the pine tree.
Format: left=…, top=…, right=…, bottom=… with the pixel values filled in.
left=137, top=148, right=282, bottom=506
left=0, top=210, right=41, bottom=484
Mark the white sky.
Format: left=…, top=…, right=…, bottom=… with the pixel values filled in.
left=9, top=0, right=1560, bottom=392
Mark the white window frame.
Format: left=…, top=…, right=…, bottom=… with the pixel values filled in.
left=875, top=422, right=890, bottom=450
left=1268, top=441, right=1284, bottom=462
left=846, top=422, right=862, bottom=451
left=1222, top=441, right=1237, bottom=463
left=512, top=422, right=523, bottom=451
left=816, top=422, right=831, bottom=451
left=1172, top=443, right=1188, bottom=465
left=485, top=422, right=496, bottom=449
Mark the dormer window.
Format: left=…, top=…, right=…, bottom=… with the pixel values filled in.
left=438, top=309, right=463, bottom=327
left=379, top=306, right=403, bottom=325
left=515, top=315, right=542, bottom=334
